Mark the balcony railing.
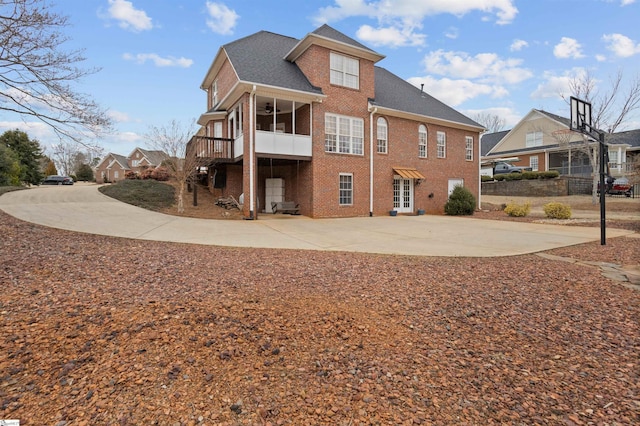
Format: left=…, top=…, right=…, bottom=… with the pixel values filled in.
left=187, top=136, right=234, bottom=160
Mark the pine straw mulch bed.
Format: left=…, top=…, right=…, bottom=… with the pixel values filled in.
left=1, top=209, right=639, bottom=425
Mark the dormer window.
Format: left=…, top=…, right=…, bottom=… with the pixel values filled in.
left=330, top=52, right=359, bottom=89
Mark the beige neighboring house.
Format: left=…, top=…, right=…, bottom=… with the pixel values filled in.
left=482, top=109, right=640, bottom=178
left=94, top=153, right=130, bottom=184
left=94, top=148, right=170, bottom=183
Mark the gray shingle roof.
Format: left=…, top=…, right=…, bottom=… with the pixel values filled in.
left=223, top=31, right=322, bottom=94
left=605, top=128, right=640, bottom=147
left=481, top=130, right=510, bottom=156
left=312, top=24, right=378, bottom=54
left=137, top=148, right=169, bottom=165
left=111, top=154, right=130, bottom=169
left=371, top=67, right=482, bottom=128
left=222, top=26, right=481, bottom=129
left=536, top=109, right=572, bottom=127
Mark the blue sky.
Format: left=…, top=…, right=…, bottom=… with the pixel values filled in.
left=2, top=0, right=639, bottom=157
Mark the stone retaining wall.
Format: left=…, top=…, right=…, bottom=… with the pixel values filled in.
left=482, top=178, right=568, bottom=196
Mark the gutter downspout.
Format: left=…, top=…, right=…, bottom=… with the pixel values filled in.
left=249, top=85, right=256, bottom=219
left=478, top=132, right=482, bottom=210
left=369, top=107, right=377, bottom=216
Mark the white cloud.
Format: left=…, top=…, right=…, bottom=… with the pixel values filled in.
left=602, top=33, right=640, bottom=57
left=407, top=76, right=506, bottom=107
left=315, top=0, right=518, bottom=25
left=423, top=50, right=532, bottom=84
left=553, top=37, right=585, bottom=59
left=205, top=2, right=238, bottom=35
left=106, top=110, right=131, bottom=123
left=595, top=54, right=607, bottom=62
left=621, top=0, right=636, bottom=6
left=123, top=53, right=193, bottom=68
left=445, top=27, right=459, bottom=40
left=510, top=39, right=528, bottom=51
left=356, top=24, right=425, bottom=47
left=107, top=0, right=153, bottom=32
left=0, top=121, right=53, bottom=141
left=531, top=68, right=588, bottom=100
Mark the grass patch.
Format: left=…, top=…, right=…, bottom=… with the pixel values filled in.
left=0, top=186, right=27, bottom=196
left=99, top=180, right=175, bottom=211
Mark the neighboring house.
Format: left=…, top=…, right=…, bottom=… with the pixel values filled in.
left=127, top=148, right=170, bottom=175
left=481, top=109, right=640, bottom=177
left=188, top=25, right=484, bottom=219
left=94, top=148, right=169, bottom=183
left=94, top=153, right=130, bottom=184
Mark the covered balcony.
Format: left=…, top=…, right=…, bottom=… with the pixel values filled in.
left=254, top=96, right=312, bottom=159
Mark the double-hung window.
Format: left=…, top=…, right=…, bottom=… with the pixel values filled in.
left=437, top=131, right=446, bottom=158
left=465, top=136, right=473, bottom=161
left=377, top=117, right=388, bottom=154
left=418, top=125, right=427, bottom=158
left=530, top=156, right=539, bottom=171
left=325, top=114, right=364, bottom=155
left=339, top=173, right=353, bottom=205
left=526, top=131, right=543, bottom=147
left=330, top=52, right=359, bottom=89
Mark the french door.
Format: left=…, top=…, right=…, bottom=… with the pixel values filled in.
left=393, top=177, right=413, bottom=213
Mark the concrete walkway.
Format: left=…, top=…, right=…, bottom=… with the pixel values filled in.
left=0, top=184, right=635, bottom=257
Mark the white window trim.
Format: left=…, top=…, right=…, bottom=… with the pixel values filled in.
left=325, top=113, right=364, bottom=155
left=526, top=131, right=543, bottom=148
left=339, top=173, right=353, bottom=206
left=330, top=52, right=359, bottom=89
left=418, top=125, right=427, bottom=158
left=465, top=136, right=473, bottom=161
left=437, top=131, right=446, bottom=158
left=377, top=117, right=388, bottom=154
left=530, top=155, right=539, bottom=171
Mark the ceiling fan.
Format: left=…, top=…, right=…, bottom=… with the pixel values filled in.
left=263, top=102, right=280, bottom=114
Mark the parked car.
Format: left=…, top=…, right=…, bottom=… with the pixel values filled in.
left=42, top=175, right=74, bottom=185
left=493, top=162, right=532, bottom=174
left=598, top=176, right=633, bottom=197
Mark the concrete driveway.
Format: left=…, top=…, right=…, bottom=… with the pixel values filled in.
left=0, top=184, right=633, bottom=257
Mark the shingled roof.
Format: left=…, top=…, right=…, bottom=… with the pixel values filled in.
left=480, top=130, right=510, bottom=156
left=371, top=66, right=483, bottom=128
left=219, top=25, right=481, bottom=129
left=223, top=31, right=322, bottom=95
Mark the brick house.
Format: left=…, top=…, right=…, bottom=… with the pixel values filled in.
left=95, top=148, right=169, bottom=183
left=481, top=109, right=640, bottom=178
left=189, top=25, right=484, bottom=219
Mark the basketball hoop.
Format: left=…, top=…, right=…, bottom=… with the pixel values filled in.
left=570, top=96, right=592, bottom=133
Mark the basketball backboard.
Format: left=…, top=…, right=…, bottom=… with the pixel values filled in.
left=570, top=96, right=592, bottom=133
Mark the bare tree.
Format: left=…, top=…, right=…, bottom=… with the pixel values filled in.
left=145, top=120, right=204, bottom=214
left=0, top=0, right=112, bottom=145
left=562, top=69, right=640, bottom=202
left=565, top=69, right=640, bottom=133
left=473, top=112, right=506, bottom=133
left=51, top=141, right=102, bottom=175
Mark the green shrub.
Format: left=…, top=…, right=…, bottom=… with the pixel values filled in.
left=539, top=170, right=560, bottom=179
left=493, top=174, right=506, bottom=181
left=543, top=202, right=572, bottom=219
left=521, top=171, right=538, bottom=180
left=503, top=172, right=523, bottom=181
left=504, top=202, right=531, bottom=217
left=481, top=175, right=494, bottom=182
left=444, top=186, right=476, bottom=216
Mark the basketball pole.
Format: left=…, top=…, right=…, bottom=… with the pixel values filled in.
left=598, top=131, right=606, bottom=245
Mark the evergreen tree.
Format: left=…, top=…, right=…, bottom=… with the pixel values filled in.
left=0, top=129, right=44, bottom=185
left=75, top=163, right=94, bottom=181
left=0, top=144, right=22, bottom=186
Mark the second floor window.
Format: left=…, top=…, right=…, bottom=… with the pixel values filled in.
left=377, top=117, right=388, bottom=153
left=437, top=131, right=446, bottom=158
left=325, top=114, right=364, bottom=155
left=465, top=136, right=473, bottom=161
left=526, top=131, right=542, bottom=147
left=330, top=52, right=359, bottom=89
left=418, top=125, right=427, bottom=158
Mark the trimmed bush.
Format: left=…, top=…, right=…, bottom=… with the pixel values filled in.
left=543, top=202, right=572, bottom=219
left=504, top=202, right=531, bottom=217
left=481, top=175, right=494, bottom=182
left=504, top=173, right=523, bottom=181
left=125, top=170, right=140, bottom=180
left=493, top=174, right=506, bottom=181
left=444, top=186, right=476, bottom=216
left=521, top=171, right=538, bottom=180
left=539, top=170, right=560, bottom=179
